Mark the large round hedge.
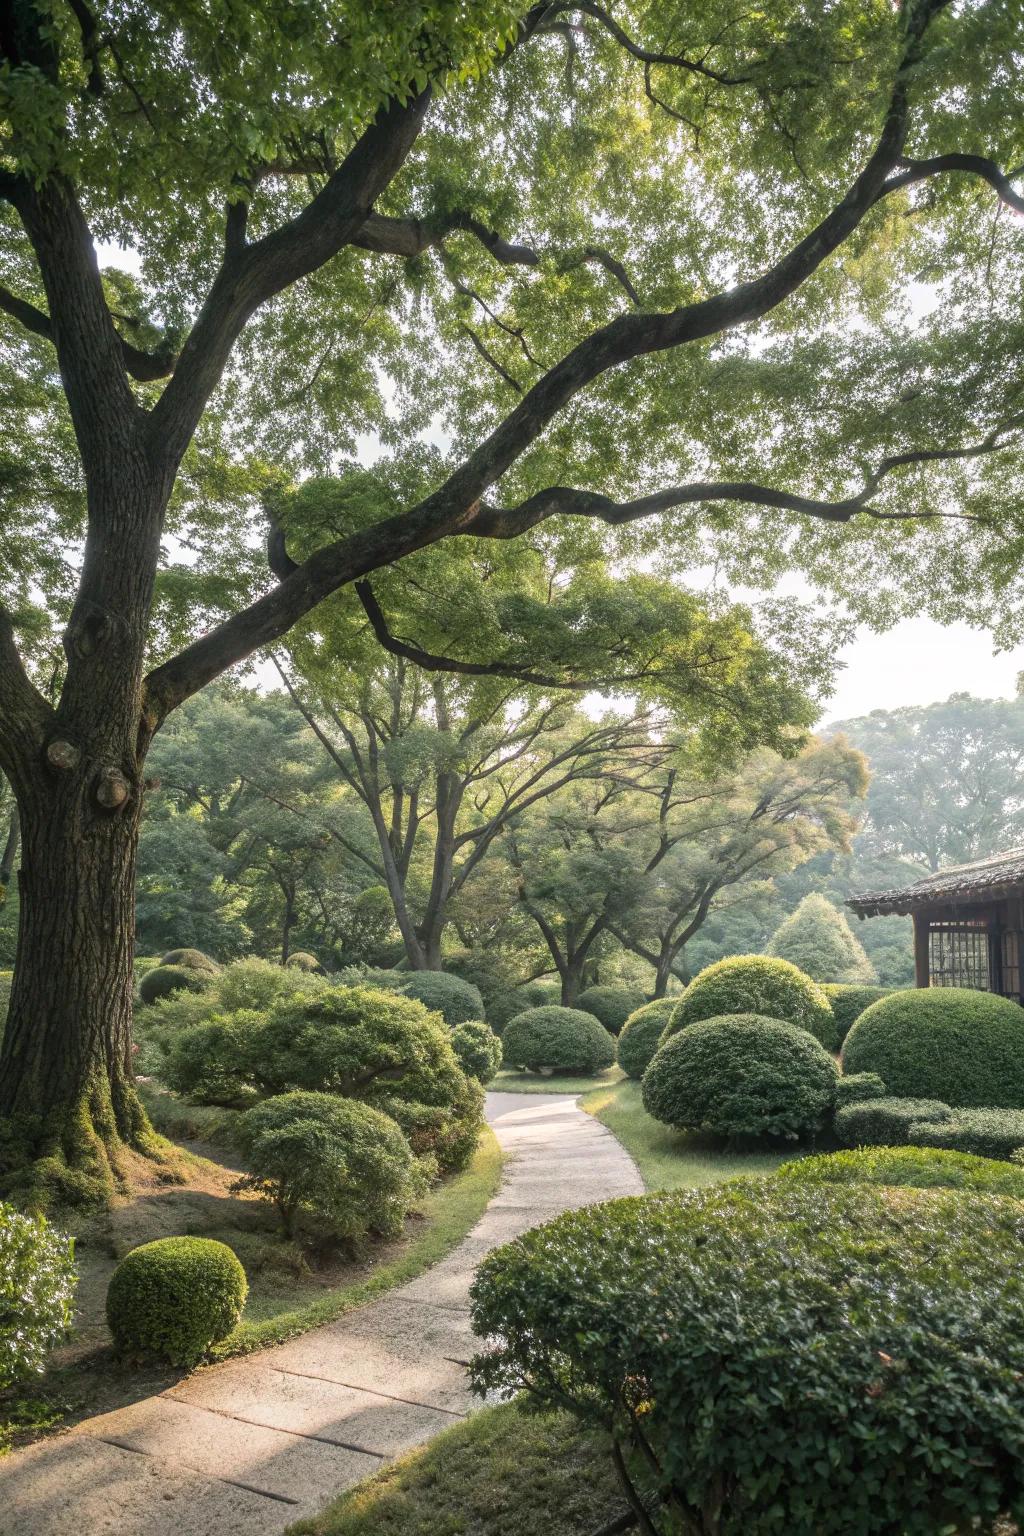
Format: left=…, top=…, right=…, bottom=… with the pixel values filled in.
left=106, top=1236, right=247, bottom=1366
left=501, top=1006, right=615, bottom=1075
left=574, top=986, right=645, bottom=1036
left=399, top=971, right=485, bottom=1026
left=842, top=987, right=1024, bottom=1107
left=0, top=1203, right=76, bottom=1389
left=139, top=962, right=212, bottom=1006
left=666, top=955, right=837, bottom=1049
left=642, top=1013, right=839, bottom=1140
left=776, top=1144, right=1024, bottom=1198
left=470, top=1183, right=1024, bottom=1534
left=285, top=951, right=321, bottom=972
left=616, top=998, right=677, bottom=1079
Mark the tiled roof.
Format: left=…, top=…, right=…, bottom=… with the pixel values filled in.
left=848, top=846, right=1024, bottom=917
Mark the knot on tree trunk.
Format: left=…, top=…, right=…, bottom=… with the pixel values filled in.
left=46, top=738, right=81, bottom=772
left=96, top=767, right=132, bottom=810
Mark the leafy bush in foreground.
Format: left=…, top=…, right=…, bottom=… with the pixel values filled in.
left=501, top=1006, right=615, bottom=1074
left=450, top=1020, right=502, bottom=1083
left=106, top=1236, right=246, bottom=1366
left=574, top=985, right=644, bottom=1036
left=470, top=1183, right=1024, bottom=1536
left=666, top=955, right=836, bottom=1050
left=616, top=998, right=677, bottom=1079
left=776, top=1144, right=1024, bottom=1198
left=834, top=1096, right=952, bottom=1148
left=642, top=1014, right=838, bottom=1141
left=843, top=987, right=1024, bottom=1107
left=236, top=1091, right=423, bottom=1240
left=0, top=1202, right=76, bottom=1388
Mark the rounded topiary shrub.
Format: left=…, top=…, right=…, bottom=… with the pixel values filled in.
left=161, top=948, right=220, bottom=974
left=776, top=1144, right=1024, bottom=1198
left=485, top=986, right=535, bottom=1034
left=642, top=1013, right=839, bottom=1140
left=470, top=1182, right=1024, bottom=1535
left=399, top=972, right=484, bottom=1026
left=284, top=951, right=321, bottom=972
left=0, top=1203, right=76, bottom=1389
left=617, top=998, right=677, bottom=1080
left=450, top=1020, right=502, bottom=1083
left=139, top=963, right=212, bottom=1006
left=842, top=987, right=1024, bottom=1107
left=574, top=986, right=645, bottom=1036
left=236, top=1091, right=423, bottom=1240
left=821, top=984, right=898, bottom=1044
left=666, top=955, right=837, bottom=1050
left=106, top=1236, right=247, bottom=1366
left=501, top=1006, right=616, bottom=1075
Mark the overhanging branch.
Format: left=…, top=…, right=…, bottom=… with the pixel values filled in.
left=0, top=282, right=174, bottom=381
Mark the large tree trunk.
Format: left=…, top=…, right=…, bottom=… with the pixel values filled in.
left=0, top=774, right=153, bottom=1205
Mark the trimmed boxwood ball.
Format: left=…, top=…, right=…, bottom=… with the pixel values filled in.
left=450, top=1020, right=502, bottom=1083
left=285, top=951, right=321, bottom=972
left=776, top=1144, right=1024, bottom=1198
left=470, top=1182, right=1024, bottom=1535
left=501, top=1006, right=615, bottom=1075
left=574, top=986, right=644, bottom=1036
left=843, top=986, right=1024, bottom=1107
left=642, top=1014, right=839, bottom=1140
left=106, top=1236, right=247, bottom=1366
left=398, top=972, right=484, bottom=1026
left=821, top=984, right=897, bottom=1044
left=161, top=947, right=220, bottom=973
left=139, top=962, right=212, bottom=1006
left=666, top=955, right=837, bottom=1050
left=617, top=998, right=677, bottom=1079
left=0, top=1202, right=76, bottom=1389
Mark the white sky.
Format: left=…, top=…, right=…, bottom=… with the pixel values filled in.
left=824, top=619, right=1024, bottom=722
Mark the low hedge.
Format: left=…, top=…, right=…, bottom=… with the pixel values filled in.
left=501, top=1006, right=615, bottom=1075
left=106, top=1236, right=247, bottom=1366
left=0, top=1202, right=76, bottom=1389
left=616, top=998, right=677, bottom=1080
left=399, top=972, right=485, bottom=1027
left=834, top=1096, right=952, bottom=1148
left=641, top=1014, right=838, bottom=1141
left=776, top=1144, right=1024, bottom=1197
left=843, top=987, right=1024, bottom=1107
left=574, top=986, right=644, bottom=1036
left=834, top=1071, right=887, bottom=1108
left=470, top=1182, right=1024, bottom=1535
left=666, top=955, right=837, bottom=1050
left=911, top=1108, right=1024, bottom=1162
left=821, top=984, right=897, bottom=1044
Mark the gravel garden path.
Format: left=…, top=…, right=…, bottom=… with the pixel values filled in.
left=2, top=1092, right=642, bottom=1535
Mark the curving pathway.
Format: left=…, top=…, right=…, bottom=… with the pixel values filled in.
left=1, top=1092, right=642, bottom=1535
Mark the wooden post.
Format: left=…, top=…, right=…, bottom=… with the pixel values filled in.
left=913, top=911, right=930, bottom=989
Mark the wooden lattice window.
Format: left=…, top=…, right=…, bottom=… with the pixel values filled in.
left=928, top=921, right=991, bottom=991
left=1000, top=928, right=1022, bottom=1001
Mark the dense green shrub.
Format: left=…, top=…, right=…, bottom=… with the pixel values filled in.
left=765, top=893, right=877, bottom=983
left=378, top=1075, right=485, bottom=1175
left=161, top=1011, right=263, bottom=1105
left=834, top=1096, right=952, bottom=1147
left=106, top=1236, right=247, bottom=1366
left=236, top=1092, right=422, bottom=1240
left=821, top=984, right=897, bottom=1043
left=0, top=1203, right=76, bottom=1389
left=443, top=949, right=522, bottom=1019
left=450, top=1020, right=502, bottom=1083
left=667, top=956, right=836, bottom=1050
left=616, top=998, right=677, bottom=1079
left=398, top=971, right=484, bottom=1026
left=843, top=987, right=1024, bottom=1107
left=911, top=1108, right=1024, bottom=1161
left=777, top=1144, right=1024, bottom=1197
left=501, top=1006, right=615, bottom=1075
left=574, top=986, right=644, bottom=1036
left=216, top=956, right=323, bottom=1012
left=285, top=951, right=321, bottom=972
left=470, top=1183, right=1024, bottom=1536
left=161, top=948, right=220, bottom=974
left=485, top=985, right=535, bottom=1033
left=522, top=979, right=562, bottom=1007
left=642, top=1015, right=838, bottom=1141
left=139, top=963, right=212, bottom=1006
left=834, top=1071, right=887, bottom=1107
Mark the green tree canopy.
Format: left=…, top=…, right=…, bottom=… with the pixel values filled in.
left=765, top=891, right=878, bottom=984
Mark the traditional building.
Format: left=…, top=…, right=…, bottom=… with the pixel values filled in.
left=848, top=848, right=1024, bottom=1000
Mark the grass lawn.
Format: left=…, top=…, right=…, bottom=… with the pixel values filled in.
left=287, top=1400, right=631, bottom=1536
left=491, top=1064, right=625, bottom=1095
left=582, top=1077, right=799, bottom=1189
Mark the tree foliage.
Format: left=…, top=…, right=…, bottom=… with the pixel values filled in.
left=765, top=892, right=877, bottom=983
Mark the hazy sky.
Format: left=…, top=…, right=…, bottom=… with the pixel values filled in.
left=824, top=618, right=1024, bottom=723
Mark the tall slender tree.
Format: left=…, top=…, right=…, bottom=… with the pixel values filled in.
left=0, top=0, right=1021, bottom=1195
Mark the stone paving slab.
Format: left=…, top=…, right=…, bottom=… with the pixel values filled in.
left=1, top=1089, right=643, bottom=1535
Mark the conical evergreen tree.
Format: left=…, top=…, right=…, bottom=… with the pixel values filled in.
left=765, top=893, right=877, bottom=984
